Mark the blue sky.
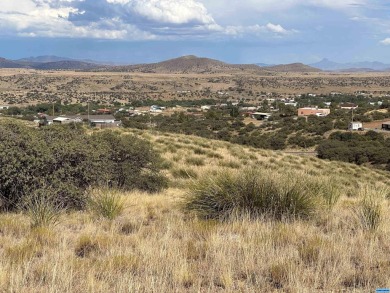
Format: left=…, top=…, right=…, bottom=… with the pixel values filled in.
left=0, top=0, right=389, bottom=64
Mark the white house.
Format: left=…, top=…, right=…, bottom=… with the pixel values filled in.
left=201, top=105, right=212, bottom=110
left=341, top=103, right=358, bottom=110
left=348, top=122, right=363, bottom=131
left=53, top=117, right=74, bottom=124
left=251, top=112, right=272, bottom=120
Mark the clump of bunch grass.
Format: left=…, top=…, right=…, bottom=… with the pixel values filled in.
left=23, top=188, right=62, bottom=228
left=87, top=188, right=125, bottom=220
left=171, top=167, right=198, bottom=179
left=356, top=198, right=382, bottom=231
left=184, top=168, right=332, bottom=221
left=355, top=186, right=388, bottom=231
left=185, top=156, right=205, bottom=166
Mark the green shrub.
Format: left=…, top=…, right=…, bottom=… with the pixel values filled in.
left=88, top=188, right=125, bottom=220
left=184, top=168, right=326, bottom=221
left=91, top=131, right=167, bottom=192
left=0, top=121, right=166, bottom=211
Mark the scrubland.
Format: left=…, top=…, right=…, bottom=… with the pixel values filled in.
left=1, top=128, right=389, bottom=292
left=1, top=69, right=390, bottom=107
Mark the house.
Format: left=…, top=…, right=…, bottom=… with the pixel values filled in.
left=349, top=122, right=363, bottom=131
left=96, top=108, right=112, bottom=114
left=340, top=103, right=358, bottom=110
left=298, top=107, right=330, bottom=117
left=284, top=102, right=298, bottom=107
left=0, top=105, right=9, bottom=110
left=382, top=121, right=390, bottom=131
left=88, top=115, right=118, bottom=128
left=240, top=106, right=257, bottom=111
left=39, top=114, right=119, bottom=128
left=201, top=105, right=212, bottom=111
left=251, top=112, right=272, bottom=120
left=150, top=105, right=164, bottom=113
left=53, top=117, right=74, bottom=124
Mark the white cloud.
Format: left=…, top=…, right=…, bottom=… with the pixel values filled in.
left=380, top=38, right=390, bottom=45
left=0, top=0, right=157, bottom=40
left=266, top=23, right=287, bottom=34
left=203, top=0, right=365, bottom=13
left=107, top=0, right=215, bottom=25
left=0, top=0, right=297, bottom=40
left=225, top=23, right=294, bottom=36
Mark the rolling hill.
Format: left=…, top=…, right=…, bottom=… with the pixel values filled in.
left=103, top=55, right=264, bottom=74
left=0, top=56, right=102, bottom=70
left=265, top=63, right=322, bottom=72
left=0, top=57, right=26, bottom=68
left=0, top=116, right=389, bottom=292
left=32, top=60, right=100, bottom=70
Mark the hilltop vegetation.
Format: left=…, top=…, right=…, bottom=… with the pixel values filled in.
left=0, top=122, right=389, bottom=292
left=0, top=121, right=166, bottom=210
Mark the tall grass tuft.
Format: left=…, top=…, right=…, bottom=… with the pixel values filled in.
left=354, top=186, right=387, bottom=231
left=23, top=188, right=62, bottom=228
left=356, top=198, right=382, bottom=231
left=184, top=168, right=327, bottom=221
left=87, top=188, right=125, bottom=220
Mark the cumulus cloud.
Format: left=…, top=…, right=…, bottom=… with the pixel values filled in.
left=0, top=0, right=156, bottom=40
left=225, top=23, right=295, bottom=37
left=109, top=0, right=215, bottom=25
left=203, top=0, right=365, bottom=13
left=380, top=38, right=390, bottom=45
left=0, top=0, right=298, bottom=40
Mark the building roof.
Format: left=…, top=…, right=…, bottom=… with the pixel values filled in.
left=340, top=103, right=358, bottom=108
left=53, top=117, right=71, bottom=122
left=382, top=121, right=390, bottom=126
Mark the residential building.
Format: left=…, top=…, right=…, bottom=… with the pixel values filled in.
left=251, top=112, right=271, bottom=120
left=298, top=107, right=330, bottom=117
left=382, top=121, right=390, bottom=131
left=349, top=122, right=363, bottom=131
left=53, top=117, right=74, bottom=124
left=340, top=103, right=358, bottom=110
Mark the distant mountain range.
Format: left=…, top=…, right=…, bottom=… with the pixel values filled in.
left=0, top=55, right=118, bottom=70
left=309, top=58, right=390, bottom=71
left=0, top=55, right=389, bottom=72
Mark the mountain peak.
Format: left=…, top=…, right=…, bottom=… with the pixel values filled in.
left=180, top=55, right=199, bottom=60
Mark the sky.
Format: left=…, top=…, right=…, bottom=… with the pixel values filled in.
left=0, top=0, right=390, bottom=64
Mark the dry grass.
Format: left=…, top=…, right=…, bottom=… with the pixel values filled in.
left=1, top=129, right=390, bottom=292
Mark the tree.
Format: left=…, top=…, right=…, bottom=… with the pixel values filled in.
left=230, top=106, right=239, bottom=118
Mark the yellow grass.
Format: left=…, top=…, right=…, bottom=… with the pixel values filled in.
left=1, top=129, right=390, bottom=292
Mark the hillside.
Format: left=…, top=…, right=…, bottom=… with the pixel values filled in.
left=0, top=57, right=26, bottom=68
left=0, top=57, right=101, bottom=70
left=33, top=60, right=100, bottom=70
left=1, top=123, right=389, bottom=292
left=16, top=55, right=74, bottom=63
left=104, top=55, right=264, bottom=74
left=265, top=62, right=321, bottom=72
